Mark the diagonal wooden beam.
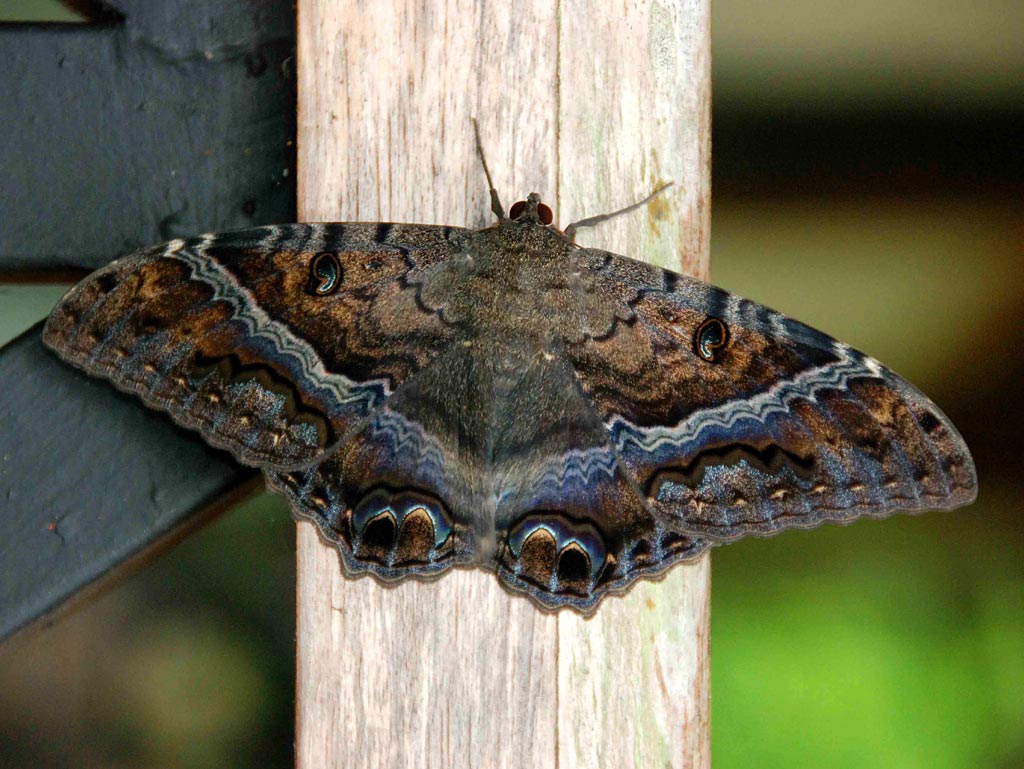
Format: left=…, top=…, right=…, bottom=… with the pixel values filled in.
left=0, top=324, right=258, bottom=642
left=0, top=0, right=296, bottom=641
left=0, top=0, right=295, bottom=274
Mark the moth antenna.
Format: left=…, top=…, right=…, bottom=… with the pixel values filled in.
left=563, top=182, right=674, bottom=241
left=472, top=118, right=505, bottom=220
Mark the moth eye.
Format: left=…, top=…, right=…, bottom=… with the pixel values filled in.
left=308, top=252, right=341, bottom=296
left=509, top=200, right=527, bottom=220
left=694, top=317, right=729, bottom=362
left=537, top=203, right=554, bottom=225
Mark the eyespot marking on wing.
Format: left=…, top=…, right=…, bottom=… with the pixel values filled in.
left=502, top=514, right=607, bottom=596
left=307, top=251, right=342, bottom=296
left=348, top=488, right=454, bottom=567
left=694, top=317, right=729, bottom=362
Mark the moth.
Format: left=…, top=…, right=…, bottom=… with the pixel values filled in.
left=43, top=153, right=977, bottom=612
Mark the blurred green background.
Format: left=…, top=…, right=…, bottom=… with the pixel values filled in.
left=1, top=1, right=1021, bottom=768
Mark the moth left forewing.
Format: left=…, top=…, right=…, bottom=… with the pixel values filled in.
left=41, top=239, right=337, bottom=469
left=570, top=249, right=977, bottom=541
left=44, top=223, right=470, bottom=472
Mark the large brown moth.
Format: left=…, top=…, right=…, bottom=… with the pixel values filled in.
left=43, top=145, right=977, bottom=612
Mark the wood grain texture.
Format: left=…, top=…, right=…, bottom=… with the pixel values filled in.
left=295, top=1, right=711, bottom=767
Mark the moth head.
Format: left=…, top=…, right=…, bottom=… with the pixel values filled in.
left=509, top=192, right=555, bottom=227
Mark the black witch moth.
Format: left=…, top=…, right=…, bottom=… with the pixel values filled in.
left=43, top=190, right=977, bottom=612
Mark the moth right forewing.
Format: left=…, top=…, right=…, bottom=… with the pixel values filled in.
left=563, top=248, right=977, bottom=541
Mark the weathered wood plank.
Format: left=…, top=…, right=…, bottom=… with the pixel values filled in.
left=556, top=3, right=711, bottom=766
left=295, top=2, right=711, bottom=767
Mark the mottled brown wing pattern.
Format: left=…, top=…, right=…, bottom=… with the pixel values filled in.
left=43, top=223, right=470, bottom=470
left=43, top=201, right=977, bottom=613
left=567, top=249, right=977, bottom=540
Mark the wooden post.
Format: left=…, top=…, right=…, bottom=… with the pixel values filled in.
left=295, top=2, right=711, bottom=767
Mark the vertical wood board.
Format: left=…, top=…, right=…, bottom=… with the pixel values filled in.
left=295, top=2, right=711, bottom=767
